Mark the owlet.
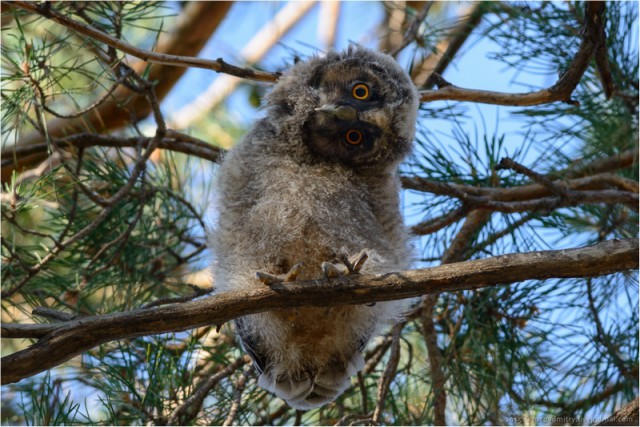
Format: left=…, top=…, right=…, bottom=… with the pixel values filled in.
left=210, top=46, right=419, bottom=410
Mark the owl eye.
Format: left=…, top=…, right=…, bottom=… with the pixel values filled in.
left=352, top=83, right=370, bottom=100
left=345, top=129, right=363, bottom=145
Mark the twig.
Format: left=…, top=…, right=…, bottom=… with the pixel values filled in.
left=560, top=148, right=639, bottom=180
left=463, top=213, right=538, bottom=259
left=586, top=278, right=635, bottom=380
left=402, top=172, right=638, bottom=203
left=142, top=284, right=213, bottom=309
left=357, top=372, right=369, bottom=414
left=1, top=133, right=221, bottom=169
left=371, top=323, right=403, bottom=424
left=496, top=157, right=570, bottom=198
left=400, top=176, right=638, bottom=214
left=2, top=239, right=637, bottom=384
left=258, top=403, right=290, bottom=425
left=421, top=295, right=447, bottom=426
left=441, top=209, right=491, bottom=264
left=363, top=336, right=393, bottom=374
left=1, top=323, right=58, bottom=338
left=222, top=366, right=251, bottom=426
left=427, top=208, right=493, bottom=426
left=411, top=206, right=469, bottom=236
left=589, top=1, right=615, bottom=99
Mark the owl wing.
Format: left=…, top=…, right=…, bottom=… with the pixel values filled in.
left=234, top=317, right=267, bottom=374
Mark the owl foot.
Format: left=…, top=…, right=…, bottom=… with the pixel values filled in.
left=321, top=252, right=368, bottom=280
left=256, top=262, right=305, bottom=286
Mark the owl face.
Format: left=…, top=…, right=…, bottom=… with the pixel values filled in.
left=266, top=47, right=419, bottom=170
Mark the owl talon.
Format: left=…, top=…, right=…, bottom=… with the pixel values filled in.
left=321, top=252, right=368, bottom=282
left=256, top=262, right=305, bottom=285
left=256, top=271, right=282, bottom=286
left=321, top=261, right=345, bottom=281
left=350, top=253, right=368, bottom=274
left=284, top=262, right=305, bottom=281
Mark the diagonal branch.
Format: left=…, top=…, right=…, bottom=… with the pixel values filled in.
left=8, top=1, right=279, bottom=83
left=2, top=238, right=637, bottom=385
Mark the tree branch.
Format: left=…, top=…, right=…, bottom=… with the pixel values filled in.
left=419, top=2, right=605, bottom=106
left=598, top=397, right=639, bottom=426
left=1, top=131, right=222, bottom=168
left=7, top=1, right=232, bottom=157
left=2, top=239, right=637, bottom=385
left=8, top=1, right=279, bottom=83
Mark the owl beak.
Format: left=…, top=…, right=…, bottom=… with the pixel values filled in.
left=315, top=104, right=357, bottom=121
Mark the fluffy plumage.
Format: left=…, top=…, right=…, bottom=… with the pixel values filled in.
left=210, top=47, right=419, bottom=410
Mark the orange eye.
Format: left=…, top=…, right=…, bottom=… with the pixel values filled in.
left=352, top=83, right=369, bottom=100
left=345, top=129, right=363, bottom=145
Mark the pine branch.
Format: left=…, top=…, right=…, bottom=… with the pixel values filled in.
left=167, top=356, right=252, bottom=426
left=8, top=1, right=279, bottom=83
left=419, top=2, right=606, bottom=106
left=404, top=153, right=638, bottom=236
left=7, top=1, right=232, bottom=178
left=1, top=131, right=222, bottom=168
left=2, top=239, right=637, bottom=385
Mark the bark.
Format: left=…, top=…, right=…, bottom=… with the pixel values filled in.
left=599, top=398, right=639, bottom=426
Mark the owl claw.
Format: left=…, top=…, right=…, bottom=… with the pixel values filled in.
left=349, top=253, right=368, bottom=274
left=256, top=262, right=305, bottom=286
left=322, top=252, right=368, bottom=282
left=321, top=261, right=345, bottom=281
left=285, top=262, right=305, bottom=281
left=256, top=271, right=282, bottom=285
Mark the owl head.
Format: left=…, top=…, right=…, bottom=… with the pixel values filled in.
left=264, top=46, right=419, bottom=170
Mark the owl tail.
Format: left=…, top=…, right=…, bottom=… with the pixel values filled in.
left=257, top=352, right=365, bottom=410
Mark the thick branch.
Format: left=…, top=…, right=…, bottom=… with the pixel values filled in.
left=598, top=397, right=639, bottom=426
left=2, top=239, right=637, bottom=385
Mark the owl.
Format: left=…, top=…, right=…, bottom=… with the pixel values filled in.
left=210, top=46, right=419, bottom=410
